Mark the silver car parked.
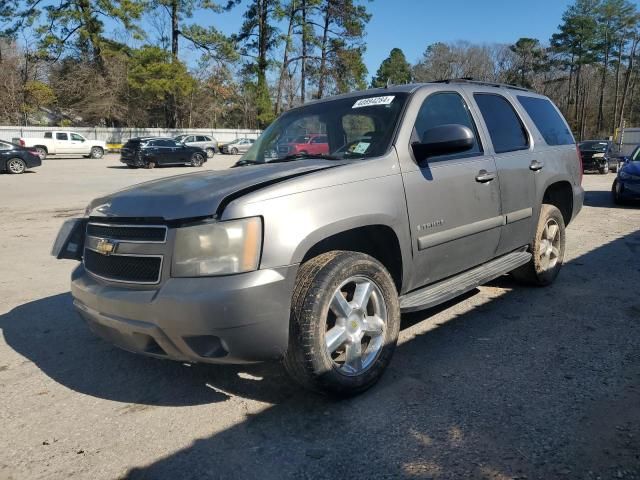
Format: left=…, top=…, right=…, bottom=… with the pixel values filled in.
left=175, top=134, right=218, bottom=158
left=221, top=138, right=255, bottom=155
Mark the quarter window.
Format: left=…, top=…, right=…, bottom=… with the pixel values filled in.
left=413, top=92, right=482, bottom=158
left=474, top=94, right=529, bottom=154
left=517, top=96, right=574, bottom=146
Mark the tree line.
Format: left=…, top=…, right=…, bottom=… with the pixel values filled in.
left=1, top=0, right=639, bottom=140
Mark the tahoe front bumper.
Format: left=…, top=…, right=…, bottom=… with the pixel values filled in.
left=71, top=264, right=298, bottom=364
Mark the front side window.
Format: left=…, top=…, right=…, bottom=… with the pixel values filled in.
left=71, top=133, right=85, bottom=142
left=517, top=96, right=574, bottom=146
left=56, top=133, right=69, bottom=141
left=413, top=92, right=482, bottom=158
left=240, top=93, right=409, bottom=164
left=474, top=94, right=529, bottom=154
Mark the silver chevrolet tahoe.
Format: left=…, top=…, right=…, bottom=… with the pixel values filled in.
left=53, top=80, right=584, bottom=396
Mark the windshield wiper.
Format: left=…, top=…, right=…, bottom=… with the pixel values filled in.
left=232, top=159, right=261, bottom=167
left=270, top=153, right=341, bottom=163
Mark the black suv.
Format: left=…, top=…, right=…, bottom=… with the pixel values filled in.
left=120, top=137, right=207, bottom=169
left=578, top=140, right=621, bottom=174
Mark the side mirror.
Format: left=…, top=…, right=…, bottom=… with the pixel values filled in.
left=411, top=124, right=475, bottom=163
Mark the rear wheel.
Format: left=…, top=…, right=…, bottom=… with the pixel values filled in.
left=512, top=204, right=566, bottom=286
left=145, top=160, right=156, bottom=169
left=190, top=152, right=205, bottom=167
left=34, top=147, right=47, bottom=160
left=284, top=251, right=400, bottom=396
left=6, top=158, right=26, bottom=174
left=90, top=147, right=104, bottom=159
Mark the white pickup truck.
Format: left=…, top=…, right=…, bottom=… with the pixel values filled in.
left=15, top=131, right=106, bottom=159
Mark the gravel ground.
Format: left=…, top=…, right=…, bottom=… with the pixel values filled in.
left=0, top=156, right=639, bottom=480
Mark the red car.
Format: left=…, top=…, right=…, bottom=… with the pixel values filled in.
left=286, top=134, right=329, bottom=155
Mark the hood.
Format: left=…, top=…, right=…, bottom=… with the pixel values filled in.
left=87, top=160, right=343, bottom=221
left=621, top=160, right=640, bottom=176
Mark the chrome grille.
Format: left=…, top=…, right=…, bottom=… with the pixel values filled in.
left=86, top=223, right=167, bottom=243
left=84, top=222, right=167, bottom=284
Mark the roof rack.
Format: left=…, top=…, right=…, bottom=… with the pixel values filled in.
left=433, top=78, right=532, bottom=92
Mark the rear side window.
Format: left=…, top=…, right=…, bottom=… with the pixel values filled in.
left=517, top=96, right=574, bottom=146
left=56, top=132, right=68, bottom=141
left=474, top=94, right=528, bottom=154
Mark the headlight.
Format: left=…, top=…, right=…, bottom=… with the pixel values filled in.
left=172, top=217, right=262, bottom=277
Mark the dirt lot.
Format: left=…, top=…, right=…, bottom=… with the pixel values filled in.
left=0, top=156, right=639, bottom=480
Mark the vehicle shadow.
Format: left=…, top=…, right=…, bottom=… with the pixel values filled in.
left=584, top=189, right=640, bottom=208
left=1, top=231, right=639, bottom=478
left=123, top=230, right=640, bottom=479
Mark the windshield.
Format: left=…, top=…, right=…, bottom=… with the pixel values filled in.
left=579, top=141, right=609, bottom=152
left=240, top=92, right=409, bottom=164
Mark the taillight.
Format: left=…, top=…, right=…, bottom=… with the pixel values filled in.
left=575, top=144, right=583, bottom=185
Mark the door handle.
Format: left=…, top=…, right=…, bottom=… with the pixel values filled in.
left=475, top=170, right=496, bottom=183
left=530, top=160, right=545, bottom=171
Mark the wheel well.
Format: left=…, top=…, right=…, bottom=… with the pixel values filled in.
left=301, top=225, right=403, bottom=292
left=543, top=181, right=573, bottom=225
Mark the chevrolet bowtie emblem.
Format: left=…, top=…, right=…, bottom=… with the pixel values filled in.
left=96, top=238, right=117, bottom=256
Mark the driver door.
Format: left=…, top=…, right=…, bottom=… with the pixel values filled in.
left=69, top=133, right=87, bottom=154
left=399, top=91, right=502, bottom=287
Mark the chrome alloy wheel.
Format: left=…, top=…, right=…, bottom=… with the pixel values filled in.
left=538, top=218, right=561, bottom=271
left=7, top=158, right=26, bottom=174
left=325, top=276, right=387, bottom=376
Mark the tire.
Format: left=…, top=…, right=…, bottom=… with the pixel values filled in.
left=34, top=147, right=47, bottom=160
left=231, top=147, right=238, bottom=155
left=6, top=158, right=26, bottom=174
left=144, top=160, right=156, bottom=169
left=205, top=148, right=215, bottom=159
left=612, top=179, right=624, bottom=205
left=600, top=164, right=609, bottom=174
left=190, top=152, right=205, bottom=167
left=283, top=251, right=400, bottom=396
left=512, top=204, right=566, bottom=286
left=611, top=162, right=619, bottom=173
left=90, top=147, right=104, bottom=159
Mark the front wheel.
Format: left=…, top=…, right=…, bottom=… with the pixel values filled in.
left=284, top=251, right=400, bottom=396
left=612, top=179, right=624, bottom=205
left=90, top=147, right=104, bottom=159
left=6, top=158, right=26, bottom=174
left=205, top=148, right=215, bottom=158
left=230, top=147, right=238, bottom=155
left=512, top=204, right=566, bottom=286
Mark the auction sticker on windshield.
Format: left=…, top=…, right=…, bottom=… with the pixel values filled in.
left=352, top=96, right=395, bottom=108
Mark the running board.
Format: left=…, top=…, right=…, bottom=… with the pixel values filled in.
left=399, top=250, right=532, bottom=313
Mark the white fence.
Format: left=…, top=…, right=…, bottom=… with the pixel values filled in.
left=0, top=126, right=262, bottom=144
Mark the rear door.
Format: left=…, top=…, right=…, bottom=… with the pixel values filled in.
left=54, top=132, right=72, bottom=153
left=471, top=92, right=536, bottom=255
left=399, top=90, right=502, bottom=287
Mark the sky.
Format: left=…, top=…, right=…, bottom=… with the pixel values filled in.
left=113, top=0, right=640, bottom=78
left=194, top=0, right=579, bottom=76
